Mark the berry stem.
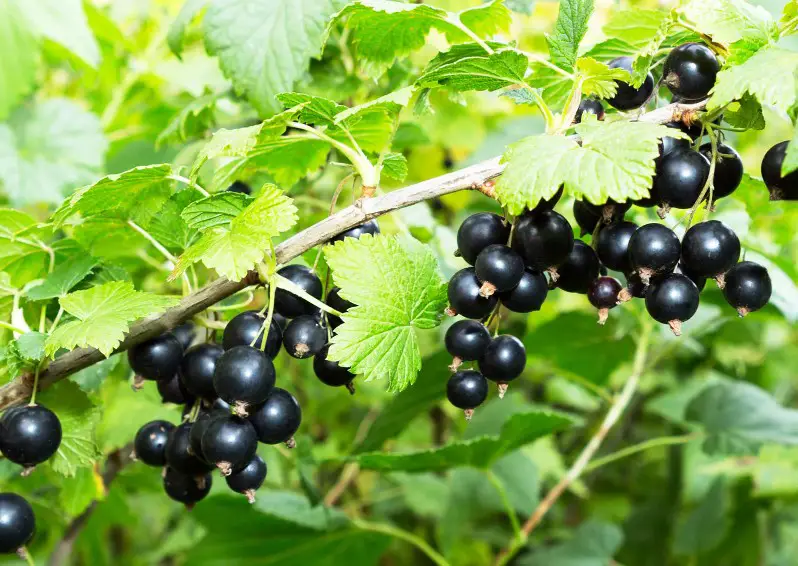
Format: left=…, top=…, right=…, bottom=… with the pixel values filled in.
left=0, top=320, right=27, bottom=334
left=485, top=470, right=523, bottom=546
left=685, top=124, right=720, bottom=227
left=126, top=220, right=193, bottom=294
left=18, top=547, right=34, bottom=566
left=28, top=362, right=42, bottom=406
left=352, top=519, right=450, bottom=566
left=582, top=433, right=702, bottom=474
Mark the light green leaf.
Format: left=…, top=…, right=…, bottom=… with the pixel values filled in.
left=672, top=477, right=730, bottom=556
left=0, top=0, right=37, bottom=120
left=547, top=0, right=594, bottom=71
left=145, top=189, right=203, bottom=253
left=155, top=91, right=217, bottom=148
left=722, top=94, right=765, bottom=131
left=525, top=64, right=573, bottom=109
left=457, top=0, right=512, bottom=39
left=45, top=282, right=179, bottom=357
left=16, top=331, right=45, bottom=361
left=576, top=57, right=630, bottom=98
left=381, top=152, right=408, bottom=182
left=325, top=234, right=447, bottom=392
left=180, top=191, right=251, bottom=231
left=417, top=49, right=527, bottom=92
left=784, top=1, right=798, bottom=23
left=276, top=92, right=347, bottom=126
left=679, top=0, right=776, bottom=46
left=519, top=521, right=624, bottom=566
left=0, top=209, right=51, bottom=288
left=168, top=0, right=210, bottom=56
left=70, top=355, right=119, bottom=393
left=783, top=123, right=798, bottom=176
left=25, top=256, right=98, bottom=301
left=503, top=0, right=534, bottom=16
left=603, top=8, right=670, bottom=48
left=628, top=11, right=676, bottom=88
left=19, top=0, right=100, bottom=67
left=59, top=467, right=102, bottom=517
left=1, top=332, right=46, bottom=380
left=332, top=86, right=415, bottom=125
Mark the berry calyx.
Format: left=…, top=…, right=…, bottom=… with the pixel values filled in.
left=331, top=219, right=380, bottom=243
left=478, top=335, right=526, bottom=397
left=445, top=320, right=491, bottom=370
left=226, top=455, right=267, bottom=503
left=127, top=333, right=184, bottom=382
left=575, top=98, right=604, bottom=123
left=587, top=277, right=623, bottom=325
left=163, top=467, right=212, bottom=507
left=663, top=43, right=719, bottom=101
left=0, top=493, right=34, bottom=553
left=134, top=420, right=174, bottom=467
left=446, top=370, right=489, bottom=420
left=474, top=244, right=525, bottom=297
left=680, top=220, right=741, bottom=281
left=607, top=56, right=654, bottom=110
left=513, top=210, right=575, bottom=276
left=499, top=269, right=548, bottom=311
left=554, top=240, right=600, bottom=295
left=761, top=141, right=798, bottom=201
left=326, top=287, right=355, bottom=329
left=447, top=267, right=499, bottom=319
left=573, top=200, right=601, bottom=236
left=699, top=143, right=743, bottom=201
left=645, top=274, right=700, bottom=335
left=223, top=311, right=282, bottom=357
left=213, top=346, right=276, bottom=414
left=619, top=272, right=648, bottom=302
left=273, top=265, right=323, bottom=318
left=659, top=122, right=692, bottom=158
left=456, top=213, right=510, bottom=265
left=0, top=405, right=62, bottom=472
left=165, top=422, right=215, bottom=476
left=179, top=344, right=224, bottom=400
left=596, top=221, right=638, bottom=274
left=201, top=415, right=258, bottom=476
left=313, top=345, right=355, bottom=392
left=722, top=261, right=772, bottom=317
left=283, top=315, right=326, bottom=359
left=628, top=223, right=681, bottom=284
left=654, top=149, right=710, bottom=211
left=248, top=388, right=302, bottom=446
left=157, top=374, right=193, bottom=405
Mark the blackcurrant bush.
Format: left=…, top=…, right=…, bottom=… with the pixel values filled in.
left=163, top=467, right=212, bottom=506
left=445, top=320, right=491, bottom=370
left=248, top=388, right=301, bottom=446
left=761, top=141, right=798, bottom=201
left=447, top=267, right=498, bottom=319
left=283, top=315, right=326, bottom=359
left=273, top=265, right=323, bottom=318
left=227, top=180, right=251, bottom=194
left=331, top=219, right=380, bottom=243
left=588, top=277, right=623, bottom=325
left=0, top=405, right=62, bottom=470
left=172, top=323, right=196, bottom=350
left=575, top=98, right=604, bottom=123
left=165, top=423, right=215, bottom=476
left=157, top=374, right=193, bottom=405
left=583, top=199, right=631, bottom=225
left=573, top=200, right=601, bottom=236
left=554, top=241, right=600, bottom=294
left=628, top=224, right=681, bottom=284
left=446, top=370, right=488, bottom=419
left=226, top=455, right=267, bottom=503
left=645, top=274, right=700, bottom=335
left=201, top=415, right=258, bottom=476
left=513, top=210, right=575, bottom=276
left=313, top=345, right=355, bottom=392
left=223, top=311, right=282, bottom=357
left=0, top=493, right=34, bottom=553
left=654, top=149, right=710, bottom=211
left=663, top=43, right=719, bottom=101
left=134, top=420, right=174, bottom=467
left=326, top=287, right=355, bottom=329
left=474, top=244, right=525, bottom=297
left=607, top=56, right=654, bottom=111
left=596, top=221, right=638, bottom=273
left=213, top=346, right=276, bottom=413
left=456, top=213, right=510, bottom=265
left=478, top=335, right=526, bottom=397
left=499, top=269, right=548, bottom=311
left=128, top=333, right=183, bottom=382
left=681, top=220, right=740, bottom=280
left=699, top=143, right=743, bottom=200
left=179, top=343, right=224, bottom=400
left=722, top=261, right=772, bottom=317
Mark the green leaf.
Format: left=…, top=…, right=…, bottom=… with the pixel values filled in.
left=783, top=123, right=798, bottom=176
left=155, top=91, right=217, bottom=148
left=70, top=355, right=119, bottom=393
left=503, top=0, right=534, bottom=15
left=59, top=467, right=102, bottom=517
left=19, top=0, right=100, bottom=67
left=519, top=520, right=624, bottom=566
left=180, top=191, right=252, bottom=231
left=679, top=0, right=776, bottom=46
left=25, top=255, right=98, bottom=301
left=172, top=184, right=297, bottom=281
left=15, top=331, right=46, bottom=361
left=457, top=1, right=512, bottom=39
left=1, top=331, right=47, bottom=379
left=324, top=234, right=448, bottom=392
left=547, top=0, right=594, bottom=71
left=168, top=0, right=210, bottom=56
left=352, top=410, right=574, bottom=472
left=603, top=8, right=670, bottom=48
left=687, top=380, right=798, bottom=456
left=722, top=94, right=765, bottom=131
left=628, top=11, right=676, bottom=88
left=575, top=57, right=629, bottom=98
left=0, top=209, right=51, bottom=287
left=276, top=92, right=347, bottom=126
left=381, top=152, right=408, bottom=182
left=0, top=0, right=37, bottom=120
left=417, top=49, right=528, bottom=92
left=203, top=0, right=346, bottom=116
left=145, top=190, right=203, bottom=253
left=672, top=477, right=730, bottom=556
left=496, top=120, right=687, bottom=214
left=525, top=64, right=572, bottom=109
left=45, top=281, right=179, bottom=357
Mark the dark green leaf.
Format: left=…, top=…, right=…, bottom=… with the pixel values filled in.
left=519, top=520, right=624, bottom=566
left=25, top=255, right=98, bottom=300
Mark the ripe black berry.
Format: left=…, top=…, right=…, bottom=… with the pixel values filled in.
left=157, top=374, right=193, bottom=405
left=573, top=200, right=601, bottom=236
left=134, top=420, right=174, bottom=467
left=607, top=56, right=654, bottom=111
left=165, top=422, right=215, bottom=476
left=326, top=286, right=354, bottom=329
left=227, top=181, right=251, bottom=194
left=172, top=323, right=196, bottom=350
left=313, top=345, right=355, bottom=392
left=761, top=141, right=798, bottom=201
left=456, top=213, right=510, bottom=265
left=331, top=219, right=380, bottom=243
left=0, top=493, right=34, bottom=553
left=213, top=346, right=275, bottom=413
left=474, top=245, right=525, bottom=297
left=554, top=241, right=600, bottom=294
left=248, top=388, right=301, bottom=445
left=128, top=333, right=183, bottom=382
left=179, top=344, right=224, bottom=400
left=499, top=269, right=548, bottom=311
left=513, top=210, right=575, bottom=275
left=699, top=143, right=743, bottom=200
left=188, top=411, right=221, bottom=462
left=659, top=122, right=692, bottom=158
left=596, top=221, right=637, bottom=273
left=445, top=320, right=491, bottom=370
left=223, top=311, right=282, bottom=357
left=654, top=149, right=710, bottom=210
left=575, top=98, right=604, bottom=123
left=620, top=272, right=648, bottom=302
left=446, top=370, right=488, bottom=419
left=0, top=405, right=62, bottom=470
left=663, top=43, right=719, bottom=101
left=447, top=267, right=498, bottom=319
left=583, top=200, right=631, bottom=225
left=478, top=335, right=525, bottom=397
left=273, top=265, right=323, bottom=318
left=163, top=467, right=212, bottom=506
left=201, top=415, right=257, bottom=475
left=645, top=274, right=700, bottom=335
left=678, top=263, right=707, bottom=293
left=283, top=315, right=326, bottom=359
left=681, top=220, right=740, bottom=280
left=588, top=277, right=623, bottom=324
left=628, top=224, right=681, bottom=284
left=722, top=261, right=772, bottom=317
left=226, top=455, right=267, bottom=503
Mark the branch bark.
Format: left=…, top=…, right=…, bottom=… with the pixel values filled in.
left=0, top=100, right=705, bottom=411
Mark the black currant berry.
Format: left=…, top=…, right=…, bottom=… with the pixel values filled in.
left=188, top=411, right=221, bottom=462
left=331, top=219, right=380, bottom=243
left=761, top=141, right=798, bottom=201
left=583, top=200, right=631, bottom=225
left=157, top=374, right=193, bottom=405
left=0, top=493, right=34, bottom=553
left=575, top=98, right=604, bottom=123
left=179, top=343, right=224, bottom=401
left=226, top=455, right=267, bottom=503
left=172, top=323, right=196, bottom=350
left=223, top=311, right=282, bottom=357
left=446, top=370, right=489, bottom=419
left=699, top=143, right=743, bottom=200
left=663, top=43, right=719, bottom=101
left=447, top=267, right=498, bottom=319
left=134, top=420, right=174, bottom=467
left=596, top=221, right=637, bottom=274
left=213, top=346, right=276, bottom=414
left=227, top=181, right=251, bottom=194
left=445, top=320, right=491, bottom=370
left=478, top=335, right=525, bottom=397
left=128, top=333, right=183, bottom=382
left=273, top=265, right=323, bottom=318
left=165, top=422, right=215, bottom=476
left=573, top=200, right=601, bottom=236
left=722, top=261, right=772, bottom=317
left=607, top=56, right=654, bottom=111
left=554, top=241, right=600, bottom=294
left=0, top=405, right=62, bottom=471
left=588, top=277, right=624, bottom=325
left=456, top=213, right=510, bottom=265
left=513, top=210, right=575, bottom=276
left=681, top=220, right=740, bottom=280
left=531, top=186, right=564, bottom=213
left=326, top=287, right=355, bottom=329
left=645, top=274, right=700, bottom=335
left=654, top=149, right=710, bottom=211
left=163, top=467, right=212, bottom=506
left=313, top=345, right=355, bottom=392
left=201, top=415, right=258, bottom=476
left=248, top=388, right=301, bottom=446
left=678, top=263, right=707, bottom=293
left=628, top=224, right=681, bottom=284
left=474, top=244, right=525, bottom=297
left=659, top=122, right=692, bottom=158
left=283, top=315, right=326, bottom=359
left=619, top=272, right=648, bottom=302
left=499, top=269, right=548, bottom=311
